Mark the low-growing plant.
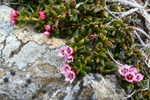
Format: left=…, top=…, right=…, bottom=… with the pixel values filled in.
left=10, top=0, right=150, bottom=99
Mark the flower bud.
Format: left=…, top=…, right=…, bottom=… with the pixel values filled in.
left=40, top=15, right=46, bottom=20
left=11, top=10, right=20, bottom=17
left=44, top=31, right=51, bottom=36
left=12, top=20, right=19, bottom=25
left=39, top=11, right=45, bottom=16
left=45, top=25, right=52, bottom=31
left=11, top=16, right=18, bottom=20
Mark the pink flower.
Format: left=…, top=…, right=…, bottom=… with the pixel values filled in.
left=12, top=20, right=19, bottom=25
left=60, top=63, right=72, bottom=74
left=129, top=67, right=137, bottom=74
left=134, top=73, right=144, bottom=82
left=58, top=48, right=66, bottom=57
left=45, top=25, right=52, bottom=31
left=118, top=65, right=130, bottom=77
left=125, top=72, right=136, bottom=83
left=64, top=70, right=76, bottom=83
left=11, top=16, right=18, bottom=20
left=40, top=15, right=46, bottom=20
left=64, top=45, right=74, bottom=56
left=11, top=10, right=20, bottom=17
left=44, top=31, right=51, bottom=36
left=10, top=10, right=20, bottom=25
left=58, top=46, right=74, bottom=57
left=39, top=11, right=45, bottom=16
left=39, top=11, right=47, bottom=20
left=65, top=55, right=74, bottom=63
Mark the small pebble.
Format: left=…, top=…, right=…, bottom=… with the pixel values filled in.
left=4, top=78, right=9, bottom=82
left=27, top=79, right=31, bottom=84
left=10, top=70, right=16, bottom=75
left=24, top=84, right=28, bottom=87
left=42, top=90, right=47, bottom=93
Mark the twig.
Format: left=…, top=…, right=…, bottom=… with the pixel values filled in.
left=111, top=11, right=125, bottom=15
left=144, top=0, right=149, bottom=8
left=103, top=7, right=120, bottom=26
left=133, top=31, right=145, bottom=46
left=107, top=0, right=150, bottom=35
left=107, top=48, right=123, bottom=66
left=131, top=26, right=150, bottom=39
left=122, top=89, right=134, bottom=100
left=120, top=8, right=138, bottom=18
left=130, top=0, right=138, bottom=4
left=105, top=19, right=116, bottom=26
left=124, top=68, right=150, bottom=99
left=124, top=91, right=136, bottom=99
left=130, top=19, right=143, bottom=27
left=76, top=0, right=88, bottom=8
left=146, top=9, right=150, bottom=12
left=104, top=7, right=119, bottom=19
left=124, top=78, right=149, bottom=99
left=4, top=2, right=34, bottom=12
left=107, top=0, right=142, bottom=8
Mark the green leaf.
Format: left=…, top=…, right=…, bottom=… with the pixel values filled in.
left=55, top=19, right=59, bottom=27
left=112, top=19, right=123, bottom=26
left=75, top=59, right=81, bottom=67
left=72, top=14, right=77, bottom=21
left=100, top=58, right=105, bottom=66
left=94, top=7, right=102, bottom=13
left=17, top=21, right=28, bottom=27
left=147, top=47, right=150, bottom=54
left=47, top=21, right=53, bottom=25
left=103, top=17, right=112, bottom=24
left=19, top=7, right=25, bottom=16
left=126, top=83, right=133, bottom=94
left=80, top=70, right=87, bottom=77
left=82, top=66, right=91, bottom=72
left=74, top=29, right=79, bottom=36
left=80, top=55, right=85, bottom=63
left=99, top=51, right=107, bottom=58
left=83, top=4, right=90, bottom=10
left=66, top=29, right=72, bottom=34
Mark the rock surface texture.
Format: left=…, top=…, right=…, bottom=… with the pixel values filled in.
left=0, top=5, right=126, bottom=100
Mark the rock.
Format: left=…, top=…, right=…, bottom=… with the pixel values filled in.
left=0, top=5, right=126, bottom=100
left=32, top=73, right=125, bottom=100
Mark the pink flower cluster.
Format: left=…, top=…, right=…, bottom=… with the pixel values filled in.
left=43, top=25, right=52, bottom=37
left=58, top=46, right=74, bottom=63
left=119, top=65, right=144, bottom=83
left=11, top=10, right=20, bottom=25
left=39, top=11, right=46, bottom=20
left=60, top=63, right=76, bottom=83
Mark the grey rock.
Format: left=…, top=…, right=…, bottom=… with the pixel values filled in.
left=2, top=40, right=21, bottom=59
left=0, top=21, right=14, bottom=35
left=0, top=5, right=126, bottom=100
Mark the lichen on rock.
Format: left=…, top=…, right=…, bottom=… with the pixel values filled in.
left=0, top=5, right=126, bottom=100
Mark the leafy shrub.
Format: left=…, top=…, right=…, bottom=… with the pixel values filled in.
left=10, top=0, right=150, bottom=99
